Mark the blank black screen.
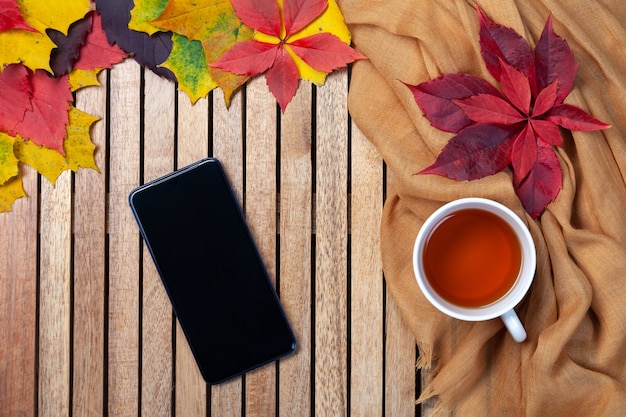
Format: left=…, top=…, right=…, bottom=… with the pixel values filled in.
left=129, top=158, right=295, bottom=384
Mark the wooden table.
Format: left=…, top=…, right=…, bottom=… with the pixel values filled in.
left=1, top=61, right=423, bottom=416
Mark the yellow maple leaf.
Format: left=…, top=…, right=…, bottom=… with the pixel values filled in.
left=0, top=133, right=19, bottom=185
left=14, top=106, right=99, bottom=184
left=0, top=172, right=26, bottom=213
left=69, top=68, right=103, bottom=91
left=0, top=0, right=91, bottom=72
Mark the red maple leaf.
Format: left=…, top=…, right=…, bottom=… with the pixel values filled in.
left=73, top=12, right=128, bottom=71
left=406, top=8, right=610, bottom=218
left=0, top=64, right=32, bottom=133
left=12, top=70, right=73, bottom=155
left=210, top=0, right=365, bottom=112
left=0, top=0, right=37, bottom=32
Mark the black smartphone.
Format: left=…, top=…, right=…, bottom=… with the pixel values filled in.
left=129, top=158, right=296, bottom=384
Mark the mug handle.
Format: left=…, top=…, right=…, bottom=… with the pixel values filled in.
left=501, top=309, right=527, bottom=342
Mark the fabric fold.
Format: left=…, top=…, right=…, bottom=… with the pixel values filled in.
left=342, top=0, right=626, bottom=414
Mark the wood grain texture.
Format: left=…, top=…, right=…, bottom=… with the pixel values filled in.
left=278, top=84, right=313, bottom=417
left=350, top=122, right=384, bottom=415
left=2, top=62, right=424, bottom=417
left=314, top=69, right=349, bottom=416
left=73, top=67, right=107, bottom=417
left=141, top=70, right=176, bottom=417
left=243, top=76, right=279, bottom=417
left=38, top=169, right=72, bottom=417
left=210, top=90, right=244, bottom=417
left=0, top=166, right=38, bottom=417
left=175, top=91, right=210, bottom=417
left=107, top=60, right=141, bottom=417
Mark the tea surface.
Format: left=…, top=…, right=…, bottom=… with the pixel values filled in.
left=423, top=208, right=521, bottom=307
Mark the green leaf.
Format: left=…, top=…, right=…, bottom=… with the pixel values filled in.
left=161, top=33, right=217, bottom=103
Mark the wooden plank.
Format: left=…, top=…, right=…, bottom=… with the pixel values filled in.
left=175, top=92, right=209, bottom=417
left=72, top=70, right=108, bottom=417
left=38, top=169, right=72, bottom=417
left=278, top=85, right=313, bottom=417
left=385, top=293, right=418, bottom=417
left=278, top=83, right=313, bottom=416
left=383, top=170, right=418, bottom=417
left=0, top=166, right=38, bottom=417
left=141, top=70, right=176, bottom=417
left=314, top=69, right=349, bottom=415
left=210, top=90, right=244, bottom=416
left=243, top=76, right=278, bottom=417
left=107, top=59, right=142, bottom=417
left=349, top=122, right=384, bottom=415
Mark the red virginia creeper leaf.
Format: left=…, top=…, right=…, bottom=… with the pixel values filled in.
left=288, top=32, right=365, bottom=73
left=478, top=7, right=534, bottom=82
left=13, top=71, right=73, bottom=155
left=514, top=140, right=562, bottom=219
left=534, top=15, right=578, bottom=102
left=283, top=0, right=328, bottom=36
left=420, top=124, right=515, bottom=180
left=74, top=13, right=128, bottom=71
left=511, top=124, right=537, bottom=181
left=211, top=40, right=279, bottom=76
left=531, top=81, right=558, bottom=117
left=0, top=64, right=32, bottom=132
left=546, top=104, right=611, bottom=131
left=0, top=0, right=37, bottom=32
left=499, top=58, right=531, bottom=114
left=530, top=119, right=563, bottom=146
left=406, top=73, right=503, bottom=133
left=454, top=94, right=525, bottom=125
left=230, top=0, right=281, bottom=37
left=265, top=47, right=300, bottom=112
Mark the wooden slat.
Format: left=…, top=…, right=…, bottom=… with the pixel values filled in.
left=39, top=170, right=72, bottom=417
left=175, top=92, right=210, bottom=417
left=350, top=122, right=385, bottom=415
left=211, top=90, right=244, bottom=416
left=315, top=69, right=349, bottom=415
left=72, top=70, right=108, bottom=417
left=385, top=293, right=418, bottom=417
left=278, top=84, right=313, bottom=416
left=0, top=166, right=38, bottom=417
left=243, top=76, right=278, bottom=417
left=107, top=59, right=142, bottom=417
left=141, top=70, right=176, bottom=417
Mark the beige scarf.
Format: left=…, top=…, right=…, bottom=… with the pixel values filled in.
left=342, top=0, right=626, bottom=415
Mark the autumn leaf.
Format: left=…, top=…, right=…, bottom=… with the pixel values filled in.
left=0, top=64, right=32, bottom=133
left=96, top=0, right=174, bottom=79
left=48, top=12, right=92, bottom=76
left=0, top=171, right=26, bottom=212
left=150, top=0, right=253, bottom=103
left=129, top=0, right=216, bottom=102
left=12, top=70, right=73, bottom=155
left=0, top=131, right=18, bottom=184
left=0, top=0, right=36, bottom=32
left=211, top=0, right=365, bottom=111
left=13, top=106, right=98, bottom=184
left=407, top=8, right=609, bottom=218
left=73, top=12, right=127, bottom=71
left=0, top=0, right=91, bottom=72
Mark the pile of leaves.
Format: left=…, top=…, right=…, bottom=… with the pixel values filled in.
left=0, top=0, right=363, bottom=212
left=406, top=8, right=609, bottom=218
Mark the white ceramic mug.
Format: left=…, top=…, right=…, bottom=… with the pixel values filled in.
left=412, top=198, right=536, bottom=342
